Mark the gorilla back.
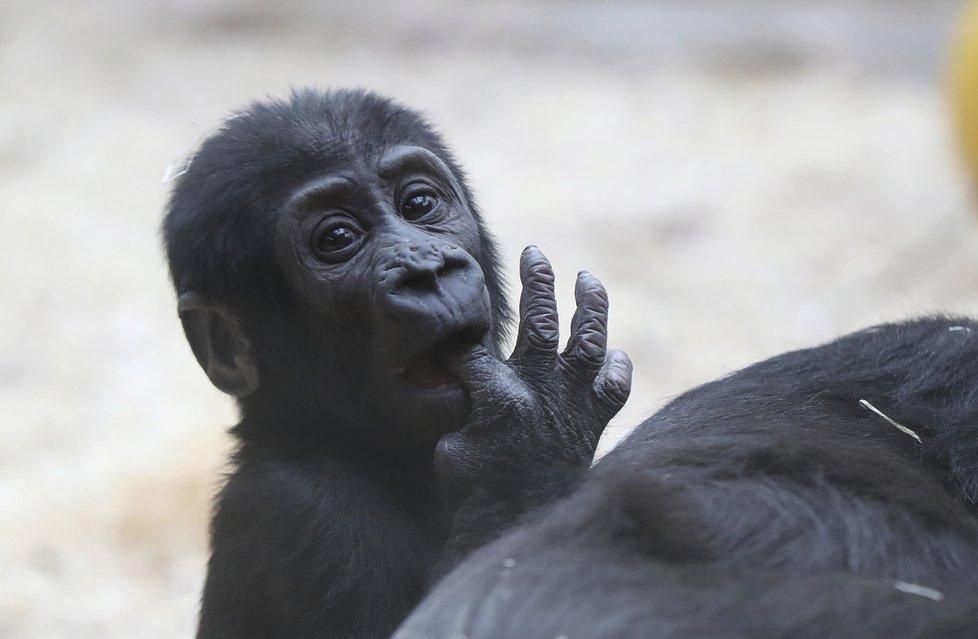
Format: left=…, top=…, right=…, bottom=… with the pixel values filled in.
left=396, top=318, right=978, bottom=639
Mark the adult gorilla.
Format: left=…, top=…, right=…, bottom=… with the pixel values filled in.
left=163, top=89, right=632, bottom=639
left=396, top=319, right=978, bottom=638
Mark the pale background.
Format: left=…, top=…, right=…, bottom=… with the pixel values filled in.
left=2, top=0, right=977, bottom=636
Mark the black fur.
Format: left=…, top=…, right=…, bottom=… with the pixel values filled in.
left=163, top=89, right=978, bottom=638
left=163, top=89, right=631, bottom=638
left=164, top=88, right=509, bottom=348
left=396, top=318, right=978, bottom=638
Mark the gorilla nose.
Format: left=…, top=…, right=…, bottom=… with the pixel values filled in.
left=377, top=246, right=488, bottom=322
left=395, top=253, right=470, bottom=293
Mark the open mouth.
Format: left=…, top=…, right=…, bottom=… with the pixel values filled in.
left=401, top=327, right=485, bottom=391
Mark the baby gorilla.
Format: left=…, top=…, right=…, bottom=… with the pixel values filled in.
left=162, top=89, right=631, bottom=639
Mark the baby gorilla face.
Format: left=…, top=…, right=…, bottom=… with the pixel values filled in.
left=268, top=144, right=494, bottom=442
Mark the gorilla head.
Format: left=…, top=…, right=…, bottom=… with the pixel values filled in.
left=163, top=89, right=511, bottom=449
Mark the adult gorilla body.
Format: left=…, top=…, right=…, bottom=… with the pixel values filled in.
left=396, top=318, right=978, bottom=638
left=163, top=90, right=631, bottom=638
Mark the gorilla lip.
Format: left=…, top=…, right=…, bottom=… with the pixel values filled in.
left=401, top=327, right=484, bottom=391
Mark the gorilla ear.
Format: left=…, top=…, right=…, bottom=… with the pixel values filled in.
left=177, top=292, right=260, bottom=397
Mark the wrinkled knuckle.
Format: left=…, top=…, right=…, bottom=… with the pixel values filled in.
left=575, top=330, right=605, bottom=366
left=597, top=371, right=632, bottom=408
left=526, top=325, right=560, bottom=350
left=525, top=266, right=556, bottom=290
left=526, top=297, right=558, bottom=318
left=524, top=310, right=559, bottom=347
left=576, top=299, right=609, bottom=333
left=568, top=333, right=606, bottom=368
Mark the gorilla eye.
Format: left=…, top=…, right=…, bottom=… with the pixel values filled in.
left=311, top=218, right=364, bottom=263
left=401, top=193, right=438, bottom=221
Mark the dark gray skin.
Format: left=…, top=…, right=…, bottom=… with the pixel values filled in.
left=162, top=90, right=631, bottom=639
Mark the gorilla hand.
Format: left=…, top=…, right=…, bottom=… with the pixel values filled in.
left=434, top=246, right=632, bottom=564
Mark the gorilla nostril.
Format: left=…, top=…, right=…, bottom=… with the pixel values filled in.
left=439, top=256, right=468, bottom=278
left=394, top=255, right=471, bottom=293
left=397, top=269, right=439, bottom=293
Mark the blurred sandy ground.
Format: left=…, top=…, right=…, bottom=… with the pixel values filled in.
left=1, top=0, right=977, bottom=636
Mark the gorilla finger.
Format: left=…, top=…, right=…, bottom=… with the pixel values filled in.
left=561, top=271, right=610, bottom=377
left=512, top=246, right=559, bottom=363
left=455, top=345, right=527, bottom=413
left=454, top=344, right=508, bottom=392
left=591, top=349, right=633, bottom=423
